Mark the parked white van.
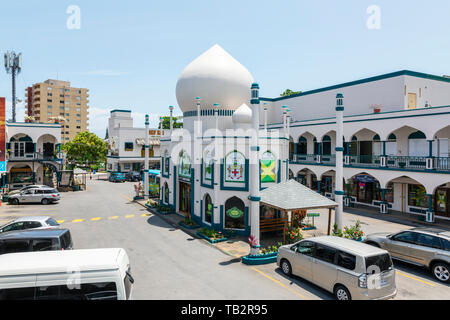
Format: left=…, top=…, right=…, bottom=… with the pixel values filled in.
left=0, top=248, right=133, bottom=300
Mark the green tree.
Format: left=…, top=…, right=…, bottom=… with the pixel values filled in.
left=62, top=132, right=107, bottom=170
left=280, top=89, right=302, bottom=97
left=161, top=116, right=183, bottom=129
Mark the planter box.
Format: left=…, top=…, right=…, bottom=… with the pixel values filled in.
left=242, top=253, right=278, bottom=265
left=133, top=196, right=144, bottom=200
left=302, top=226, right=317, bottom=231
left=179, top=221, right=200, bottom=229
left=196, top=231, right=228, bottom=244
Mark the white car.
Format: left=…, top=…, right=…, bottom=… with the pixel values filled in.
left=0, top=216, right=60, bottom=233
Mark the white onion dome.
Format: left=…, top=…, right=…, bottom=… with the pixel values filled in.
left=232, top=103, right=252, bottom=124
left=176, top=44, right=254, bottom=113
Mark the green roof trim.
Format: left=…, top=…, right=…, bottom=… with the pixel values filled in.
left=260, top=70, right=450, bottom=102
left=110, top=109, right=132, bottom=113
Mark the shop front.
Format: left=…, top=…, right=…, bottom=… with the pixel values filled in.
left=435, top=187, right=449, bottom=218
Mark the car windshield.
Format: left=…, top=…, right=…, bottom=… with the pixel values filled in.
left=365, top=253, right=393, bottom=274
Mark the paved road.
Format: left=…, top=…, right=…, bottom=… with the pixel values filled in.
left=0, top=178, right=449, bottom=300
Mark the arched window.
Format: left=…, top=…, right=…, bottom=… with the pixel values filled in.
left=298, top=136, right=307, bottom=155
left=224, top=151, right=245, bottom=183
left=224, top=197, right=245, bottom=230
left=373, top=134, right=380, bottom=141
left=164, top=150, right=170, bottom=173
left=204, top=194, right=212, bottom=224
left=178, top=150, right=191, bottom=178
left=164, top=182, right=169, bottom=204
left=322, top=135, right=331, bottom=155
left=408, top=131, right=427, bottom=156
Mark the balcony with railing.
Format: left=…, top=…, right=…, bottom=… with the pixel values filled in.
left=290, top=153, right=450, bottom=173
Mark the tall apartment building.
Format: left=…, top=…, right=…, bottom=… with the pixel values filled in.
left=25, top=79, right=89, bottom=142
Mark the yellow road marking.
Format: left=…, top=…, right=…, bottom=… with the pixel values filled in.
left=56, top=220, right=65, bottom=224
left=396, top=271, right=435, bottom=287
left=109, top=216, right=118, bottom=220
left=72, top=219, right=85, bottom=223
left=141, top=213, right=150, bottom=217
left=125, top=214, right=135, bottom=218
left=251, top=267, right=307, bottom=300
left=91, top=217, right=101, bottom=221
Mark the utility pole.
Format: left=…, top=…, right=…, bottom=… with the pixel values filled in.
left=144, top=115, right=149, bottom=200
left=4, top=51, right=22, bottom=122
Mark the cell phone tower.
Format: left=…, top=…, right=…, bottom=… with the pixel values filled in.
left=4, top=51, right=22, bottom=122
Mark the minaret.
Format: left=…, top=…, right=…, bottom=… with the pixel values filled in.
left=144, top=114, right=150, bottom=200
left=196, top=97, right=201, bottom=136
left=250, top=83, right=261, bottom=255
left=335, top=93, right=344, bottom=230
left=169, top=105, right=174, bottom=134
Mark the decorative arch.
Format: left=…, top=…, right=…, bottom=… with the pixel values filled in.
left=224, top=196, right=246, bottom=230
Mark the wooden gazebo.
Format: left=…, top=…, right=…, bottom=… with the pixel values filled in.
left=259, top=179, right=338, bottom=239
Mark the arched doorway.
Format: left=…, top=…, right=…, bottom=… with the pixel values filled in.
left=204, top=193, right=213, bottom=224
left=163, top=182, right=169, bottom=204
left=224, top=196, right=245, bottom=230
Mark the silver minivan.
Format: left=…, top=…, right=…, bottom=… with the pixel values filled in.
left=277, top=236, right=397, bottom=300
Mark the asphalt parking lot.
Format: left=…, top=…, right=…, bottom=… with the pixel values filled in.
left=0, top=178, right=449, bottom=300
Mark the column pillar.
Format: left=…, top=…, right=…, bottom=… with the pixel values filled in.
left=317, top=142, right=322, bottom=164
left=426, top=194, right=435, bottom=223
left=334, top=93, right=345, bottom=230
left=380, top=188, right=389, bottom=214
left=380, top=141, right=387, bottom=167
left=250, top=83, right=261, bottom=255
left=426, top=140, right=434, bottom=170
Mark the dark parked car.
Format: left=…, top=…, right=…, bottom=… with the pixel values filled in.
left=125, top=171, right=141, bottom=182
left=0, top=229, right=73, bottom=255
left=109, top=172, right=126, bottom=183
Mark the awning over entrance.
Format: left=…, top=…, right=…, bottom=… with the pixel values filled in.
left=260, top=179, right=339, bottom=235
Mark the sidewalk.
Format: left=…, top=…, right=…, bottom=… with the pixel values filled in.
left=345, top=205, right=450, bottom=231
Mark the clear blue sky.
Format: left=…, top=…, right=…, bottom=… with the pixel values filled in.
left=1, top=0, right=449, bottom=137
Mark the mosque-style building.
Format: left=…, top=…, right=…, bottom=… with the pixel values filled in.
left=159, top=44, right=289, bottom=239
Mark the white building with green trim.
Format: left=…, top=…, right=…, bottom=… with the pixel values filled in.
left=2, top=121, right=62, bottom=190
left=262, top=70, right=450, bottom=223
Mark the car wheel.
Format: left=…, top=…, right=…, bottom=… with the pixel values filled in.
left=432, top=262, right=450, bottom=283
left=11, top=198, right=19, bottom=205
left=280, top=259, right=292, bottom=276
left=334, top=285, right=352, bottom=301
left=41, top=198, right=49, bottom=205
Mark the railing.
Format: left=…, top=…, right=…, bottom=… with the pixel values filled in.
left=349, top=155, right=381, bottom=167
left=385, top=156, right=426, bottom=170
left=290, top=153, right=450, bottom=173
left=7, top=152, right=58, bottom=161
left=291, top=154, right=318, bottom=164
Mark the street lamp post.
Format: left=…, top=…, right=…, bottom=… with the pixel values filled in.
left=144, top=114, right=149, bottom=200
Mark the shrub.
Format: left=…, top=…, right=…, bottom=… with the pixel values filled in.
left=333, top=221, right=364, bottom=240
left=284, top=227, right=303, bottom=244
left=291, top=210, right=307, bottom=228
